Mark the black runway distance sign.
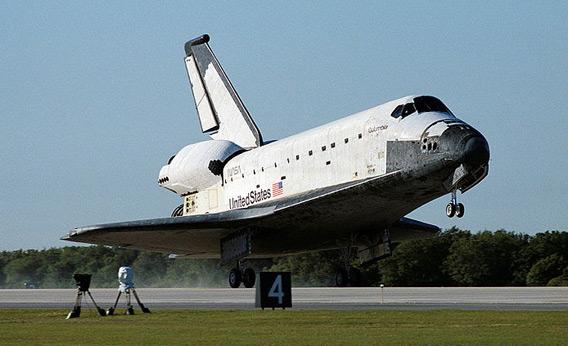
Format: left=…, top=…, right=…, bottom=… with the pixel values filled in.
left=255, top=272, right=292, bottom=309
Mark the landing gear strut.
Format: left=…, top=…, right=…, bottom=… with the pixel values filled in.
left=335, top=268, right=348, bottom=287
left=228, top=265, right=256, bottom=288
left=446, top=190, right=464, bottom=218
left=335, top=267, right=362, bottom=287
left=334, top=235, right=364, bottom=287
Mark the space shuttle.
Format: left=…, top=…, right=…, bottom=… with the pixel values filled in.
left=64, top=34, right=490, bottom=288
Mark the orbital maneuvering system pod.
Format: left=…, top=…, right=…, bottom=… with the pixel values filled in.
left=106, top=266, right=151, bottom=315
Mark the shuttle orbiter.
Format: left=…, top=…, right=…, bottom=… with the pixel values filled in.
left=64, top=34, right=490, bottom=288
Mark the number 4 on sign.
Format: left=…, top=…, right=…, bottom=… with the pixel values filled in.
left=268, top=274, right=284, bottom=304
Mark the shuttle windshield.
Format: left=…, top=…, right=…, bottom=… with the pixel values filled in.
left=413, top=96, right=452, bottom=114
left=391, top=96, right=453, bottom=119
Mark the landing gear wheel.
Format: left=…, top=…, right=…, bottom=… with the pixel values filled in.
left=228, top=268, right=242, bottom=288
left=335, top=268, right=349, bottom=287
left=348, top=267, right=362, bottom=287
left=456, top=203, right=465, bottom=218
left=242, top=268, right=256, bottom=288
left=446, top=203, right=456, bottom=218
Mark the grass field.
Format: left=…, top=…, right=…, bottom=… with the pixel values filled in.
left=1, top=309, right=567, bottom=345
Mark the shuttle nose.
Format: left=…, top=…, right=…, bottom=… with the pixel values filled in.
left=463, top=136, right=490, bottom=166
left=438, top=126, right=490, bottom=166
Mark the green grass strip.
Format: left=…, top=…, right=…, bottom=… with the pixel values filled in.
left=0, top=309, right=567, bottom=345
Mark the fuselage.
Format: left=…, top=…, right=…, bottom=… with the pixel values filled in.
left=66, top=93, right=490, bottom=261
left=159, top=95, right=490, bottom=222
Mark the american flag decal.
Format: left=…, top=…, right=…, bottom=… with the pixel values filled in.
left=272, top=181, right=284, bottom=197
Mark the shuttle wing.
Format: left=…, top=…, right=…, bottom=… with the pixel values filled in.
left=63, top=206, right=275, bottom=256
left=63, top=171, right=438, bottom=257
left=184, top=34, right=262, bottom=149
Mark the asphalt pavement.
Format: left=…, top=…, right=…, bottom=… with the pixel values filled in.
left=1, top=287, right=567, bottom=310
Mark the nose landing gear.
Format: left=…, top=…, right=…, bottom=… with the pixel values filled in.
left=446, top=190, right=465, bottom=218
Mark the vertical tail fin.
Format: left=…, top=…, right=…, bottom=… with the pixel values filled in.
left=184, top=34, right=262, bottom=149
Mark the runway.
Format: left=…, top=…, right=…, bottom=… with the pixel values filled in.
left=1, top=287, right=567, bottom=310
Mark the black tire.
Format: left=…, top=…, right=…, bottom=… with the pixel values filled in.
left=348, top=267, right=363, bottom=287
left=228, top=268, right=242, bottom=288
left=335, top=268, right=348, bottom=287
left=456, top=203, right=465, bottom=218
left=243, top=268, right=256, bottom=288
left=446, top=203, right=456, bottom=218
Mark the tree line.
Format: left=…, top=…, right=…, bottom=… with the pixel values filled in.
left=0, top=228, right=567, bottom=288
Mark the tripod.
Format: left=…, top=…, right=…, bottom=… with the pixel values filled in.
left=107, top=287, right=151, bottom=315
left=66, top=274, right=106, bottom=319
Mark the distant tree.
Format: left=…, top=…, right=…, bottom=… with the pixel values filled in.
left=0, top=253, right=9, bottom=286
left=526, top=254, right=567, bottom=286
left=381, top=237, right=444, bottom=286
left=445, top=230, right=528, bottom=286
left=1, top=230, right=567, bottom=288
left=270, top=251, right=338, bottom=286
left=42, top=249, right=76, bottom=288
left=381, top=227, right=470, bottom=286
left=547, top=267, right=568, bottom=286
left=526, top=231, right=568, bottom=259
left=3, top=251, right=47, bottom=288
left=132, top=252, right=169, bottom=286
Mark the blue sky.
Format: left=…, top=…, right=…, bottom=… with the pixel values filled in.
left=1, top=1, right=566, bottom=250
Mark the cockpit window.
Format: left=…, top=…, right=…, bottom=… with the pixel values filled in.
left=391, top=96, right=451, bottom=120
left=401, top=103, right=416, bottom=117
left=414, top=96, right=452, bottom=115
left=391, top=105, right=403, bottom=118
left=391, top=103, right=416, bottom=119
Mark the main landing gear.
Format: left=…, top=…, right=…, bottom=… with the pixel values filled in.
left=446, top=190, right=464, bottom=218
left=334, top=240, right=364, bottom=287
left=228, top=265, right=256, bottom=288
